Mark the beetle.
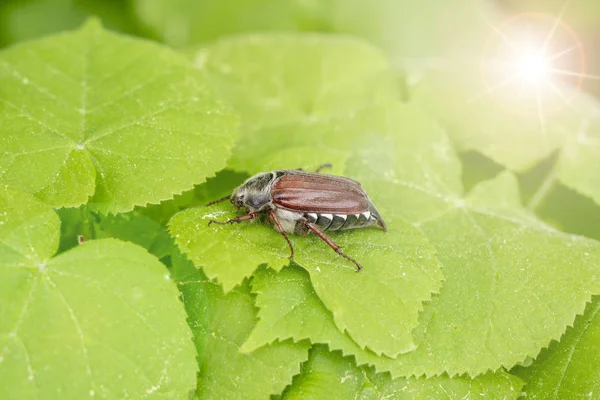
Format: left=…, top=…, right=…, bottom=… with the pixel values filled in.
left=206, top=164, right=387, bottom=271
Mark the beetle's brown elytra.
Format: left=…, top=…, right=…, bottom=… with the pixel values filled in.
left=206, top=165, right=387, bottom=271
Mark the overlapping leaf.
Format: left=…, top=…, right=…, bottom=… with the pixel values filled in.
left=283, top=345, right=523, bottom=400
left=344, top=107, right=600, bottom=376
left=172, top=197, right=441, bottom=358
left=555, top=115, right=600, bottom=207
left=197, top=33, right=399, bottom=174
left=412, top=64, right=600, bottom=208
left=169, top=202, right=292, bottom=293
left=171, top=251, right=309, bottom=400
left=512, top=296, right=600, bottom=399
left=0, top=187, right=197, bottom=399
left=0, top=19, right=237, bottom=212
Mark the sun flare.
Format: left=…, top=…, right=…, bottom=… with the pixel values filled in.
left=472, top=4, right=600, bottom=140
left=477, top=5, right=599, bottom=122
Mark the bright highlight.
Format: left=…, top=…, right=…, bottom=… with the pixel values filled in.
left=514, top=49, right=550, bottom=85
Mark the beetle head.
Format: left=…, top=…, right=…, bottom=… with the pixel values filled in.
left=231, top=172, right=274, bottom=212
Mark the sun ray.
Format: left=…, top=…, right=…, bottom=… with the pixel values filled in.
left=544, top=77, right=579, bottom=111
left=486, top=20, right=519, bottom=53
left=467, top=73, right=525, bottom=103
left=541, top=1, right=570, bottom=52
left=547, top=45, right=576, bottom=62
left=549, top=68, right=600, bottom=80
left=535, top=87, right=547, bottom=142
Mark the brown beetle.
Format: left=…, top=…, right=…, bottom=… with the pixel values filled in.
left=207, top=165, right=387, bottom=271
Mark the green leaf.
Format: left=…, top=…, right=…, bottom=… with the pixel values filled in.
left=292, top=213, right=441, bottom=358
left=512, top=296, right=600, bottom=399
left=171, top=251, right=309, bottom=400
left=131, top=0, right=330, bottom=47
left=411, top=68, right=577, bottom=171
left=0, top=19, right=237, bottom=212
left=140, top=169, right=249, bottom=226
left=555, top=116, right=600, bottom=207
left=329, top=0, right=496, bottom=63
left=241, top=264, right=414, bottom=376
left=169, top=202, right=291, bottom=293
left=169, top=164, right=443, bottom=358
left=0, top=188, right=197, bottom=399
left=345, top=117, right=600, bottom=376
left=94, top=212, right=176, bottom=260
left=198, top=33, right=400, bottom=174
left=412, top=64, right=600, bottom=209
left=283, top=345, right=524, bottom=400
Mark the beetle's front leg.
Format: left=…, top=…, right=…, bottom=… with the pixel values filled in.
left=208, top=212, right=257, bottom=226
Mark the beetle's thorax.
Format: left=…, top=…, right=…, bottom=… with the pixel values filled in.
left=231, top=172, right=277, bottom=213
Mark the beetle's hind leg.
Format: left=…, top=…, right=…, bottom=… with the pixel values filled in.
left=302, top=219, right=362, bottom=272
left=269, top=209, right=295, bottom=259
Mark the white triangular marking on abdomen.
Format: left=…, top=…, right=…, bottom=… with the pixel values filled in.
left=362, top=211, right=371, bottom=220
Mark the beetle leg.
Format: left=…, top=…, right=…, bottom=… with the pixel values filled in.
left=296, top=164, right=332, bottom=173
left=303, top=220, right=362, bottom=272
left=315, top=163, right=332, bottom=173
left=269, top=209, right=295, bottom=259
left=208, top=212, right=257, bottom=226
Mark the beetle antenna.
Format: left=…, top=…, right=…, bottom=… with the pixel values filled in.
left=205, top=196, right=230, bottom=207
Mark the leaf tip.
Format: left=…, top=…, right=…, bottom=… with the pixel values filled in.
left=80, top=16, right=104, bottom=33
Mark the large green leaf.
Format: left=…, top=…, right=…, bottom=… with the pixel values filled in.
left=512, top=296, right=600, bottom=399
left=0, top=187, right=197, bottom=399
left=197, top=33, right=400, bottom=174
left=0, top=19, right=237, bottom=212
left=344, top=117, right=600, bottom=376
left=283, top=345, right=524, bottom=400
left=171, top=251, right=309, bottom=400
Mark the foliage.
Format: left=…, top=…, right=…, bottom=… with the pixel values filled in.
left=1, top=0, right=600, bottom=398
